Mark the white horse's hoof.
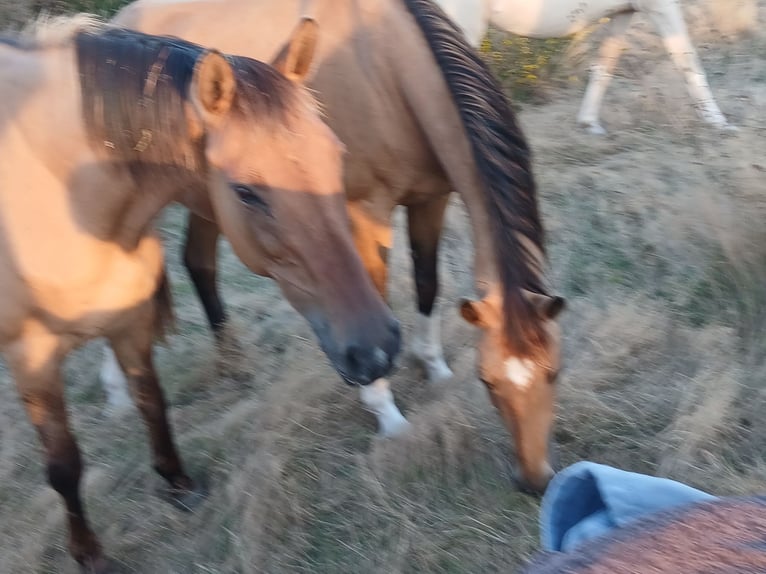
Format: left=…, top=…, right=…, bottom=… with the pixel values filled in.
left=410, top=311, right=453, bottom=383
left=378, top=414, right=412, bottom=438
left=359, top=378, right=410, bottom=438
left=421, top=358, right=454, bottom=383
left=580, top=121, right=607, bottom=136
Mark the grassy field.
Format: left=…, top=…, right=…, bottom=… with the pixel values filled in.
left=1, top=1, right=765, bottom=573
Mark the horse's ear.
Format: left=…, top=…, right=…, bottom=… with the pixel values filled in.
left=524, top=291, right=566, bottom=320
left=459, top=298, right=491, bottom=328
left=271, top=17, right=319, bottom=84
left=191, top=50, right=236, bottom=121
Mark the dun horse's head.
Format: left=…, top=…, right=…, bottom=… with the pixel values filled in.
left=460, top=290, right=565, bottom=494
left=187, top=20, right=399, bottom=384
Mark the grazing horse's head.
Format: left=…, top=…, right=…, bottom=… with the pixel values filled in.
left=461, top=290, right=565, bottom=493
left=183, top=20, right=400, bottom=384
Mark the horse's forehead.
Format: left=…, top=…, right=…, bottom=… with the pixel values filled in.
left=504, top=357, right=535, bottom=389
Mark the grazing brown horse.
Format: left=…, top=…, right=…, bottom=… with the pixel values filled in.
left=522, top=496, right=766, bottom=573
left=0, top=15, right=399, bottom=571
left=113, top=0, right=566, bottom=492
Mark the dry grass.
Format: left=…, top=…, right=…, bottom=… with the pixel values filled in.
left=1, top=0, right=766, bottom=573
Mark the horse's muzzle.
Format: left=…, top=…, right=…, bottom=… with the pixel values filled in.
left=312, top=315, right=401, bottom=386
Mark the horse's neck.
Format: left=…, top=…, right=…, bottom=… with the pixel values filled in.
left=383, top=2, right=498, bottom=293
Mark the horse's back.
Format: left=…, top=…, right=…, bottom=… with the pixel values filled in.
left=522, top=496, right=766, bottom=573
left=116, top=0, right=450, bottom=201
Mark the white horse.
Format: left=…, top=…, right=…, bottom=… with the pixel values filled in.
left=436, top=0, right=731, bottom=134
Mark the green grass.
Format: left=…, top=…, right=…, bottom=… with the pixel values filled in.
left=29, top=0, right=131, bottom=17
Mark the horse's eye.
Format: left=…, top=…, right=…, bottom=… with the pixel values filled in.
left=232, top=184, right=270, bottom=213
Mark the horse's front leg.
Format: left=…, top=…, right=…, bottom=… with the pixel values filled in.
left=347, top=199, right=410, bottom=437
left=407, top=195, right=454, bottom=382
left=183, top=212, right=227, bottom=335
left=7, top=328, right=107, bottom=572
left=577, top=12, right=634, bottom=135
left=641, top=0, right=730, bottom=129
left=107, top=302, right=200, bottom=509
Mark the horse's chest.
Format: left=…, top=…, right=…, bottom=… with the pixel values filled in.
left=0, top=209, right=164, bottom=338
left=33, top=235, right=164, bottom=336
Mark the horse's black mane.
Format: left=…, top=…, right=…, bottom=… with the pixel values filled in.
left=400, top=0, right=549, bottom=354
left=73, top=27, right=297, bottom=175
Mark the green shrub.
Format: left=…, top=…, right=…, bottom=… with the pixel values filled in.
left=480, top=32, right=572, bottom=102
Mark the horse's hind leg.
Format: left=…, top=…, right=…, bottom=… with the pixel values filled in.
left=642, top=0, right=729, bottom=128
left=7, top=329, right=106, bottom=571
left=108, top=304, right=197, bottom=505
left=183, top=212, right=247, bottom=377
left=577, top=12, right=634, bottom=134
left=183, top=212, right=227, bottom=335
left=407, top=195, right=453, bottom=382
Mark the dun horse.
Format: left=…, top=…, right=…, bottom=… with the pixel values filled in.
left=112, top=0, right=567, bottom=493
left=0, top=16, right=398, bottom=571
left=436, top=0, right=732, bottom=134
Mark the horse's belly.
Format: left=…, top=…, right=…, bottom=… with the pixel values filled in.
left=491, top=0, right=634, bottom=38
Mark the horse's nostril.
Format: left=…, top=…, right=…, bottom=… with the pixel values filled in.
left=372, top=347, right=389, bottom=369
left=346, top=344, right=362, bottom=374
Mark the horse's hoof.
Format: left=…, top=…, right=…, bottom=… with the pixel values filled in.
left=215, top=333, right=250, bottom=381
left=161, top=477, right=208, bottom=512
left=378, top=415, right=412, bottom=438
left=79, top=555, right=121, bottom=574
left=581, top=122, right=607, bottom=136
left=424, top=360, right=454, bottom=384
left=410, top=350, right=454, bottom=383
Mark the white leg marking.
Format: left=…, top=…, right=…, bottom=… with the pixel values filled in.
left=645, top=0, right=730, bottom=128
left=504, top=357, right=535, bottom=391
left=410, top=310, right=454, bottom=383
left=359, top=378, right=410, bottom=437
left=99, top=345, right=132, bottom=414
left=577, top=12, right=634, bottom=134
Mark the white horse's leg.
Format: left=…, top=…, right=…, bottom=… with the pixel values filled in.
left=641, top=0, right=730, bottom=128
left=410, top=308, right=454, bottom=382
left=99, top=344, right=133, bottom=412
left=359, top=378, right=410, bottom=437
left=577, top=12, right=635, bottom=135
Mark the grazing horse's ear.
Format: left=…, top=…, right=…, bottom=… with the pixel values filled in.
left=191, top=50, right=236, bottom=121
left=524, top=291, right=566, bottom=320
left=459, top=298, right=491, bottom=329
left=271, top=17, right=319, bottom=84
